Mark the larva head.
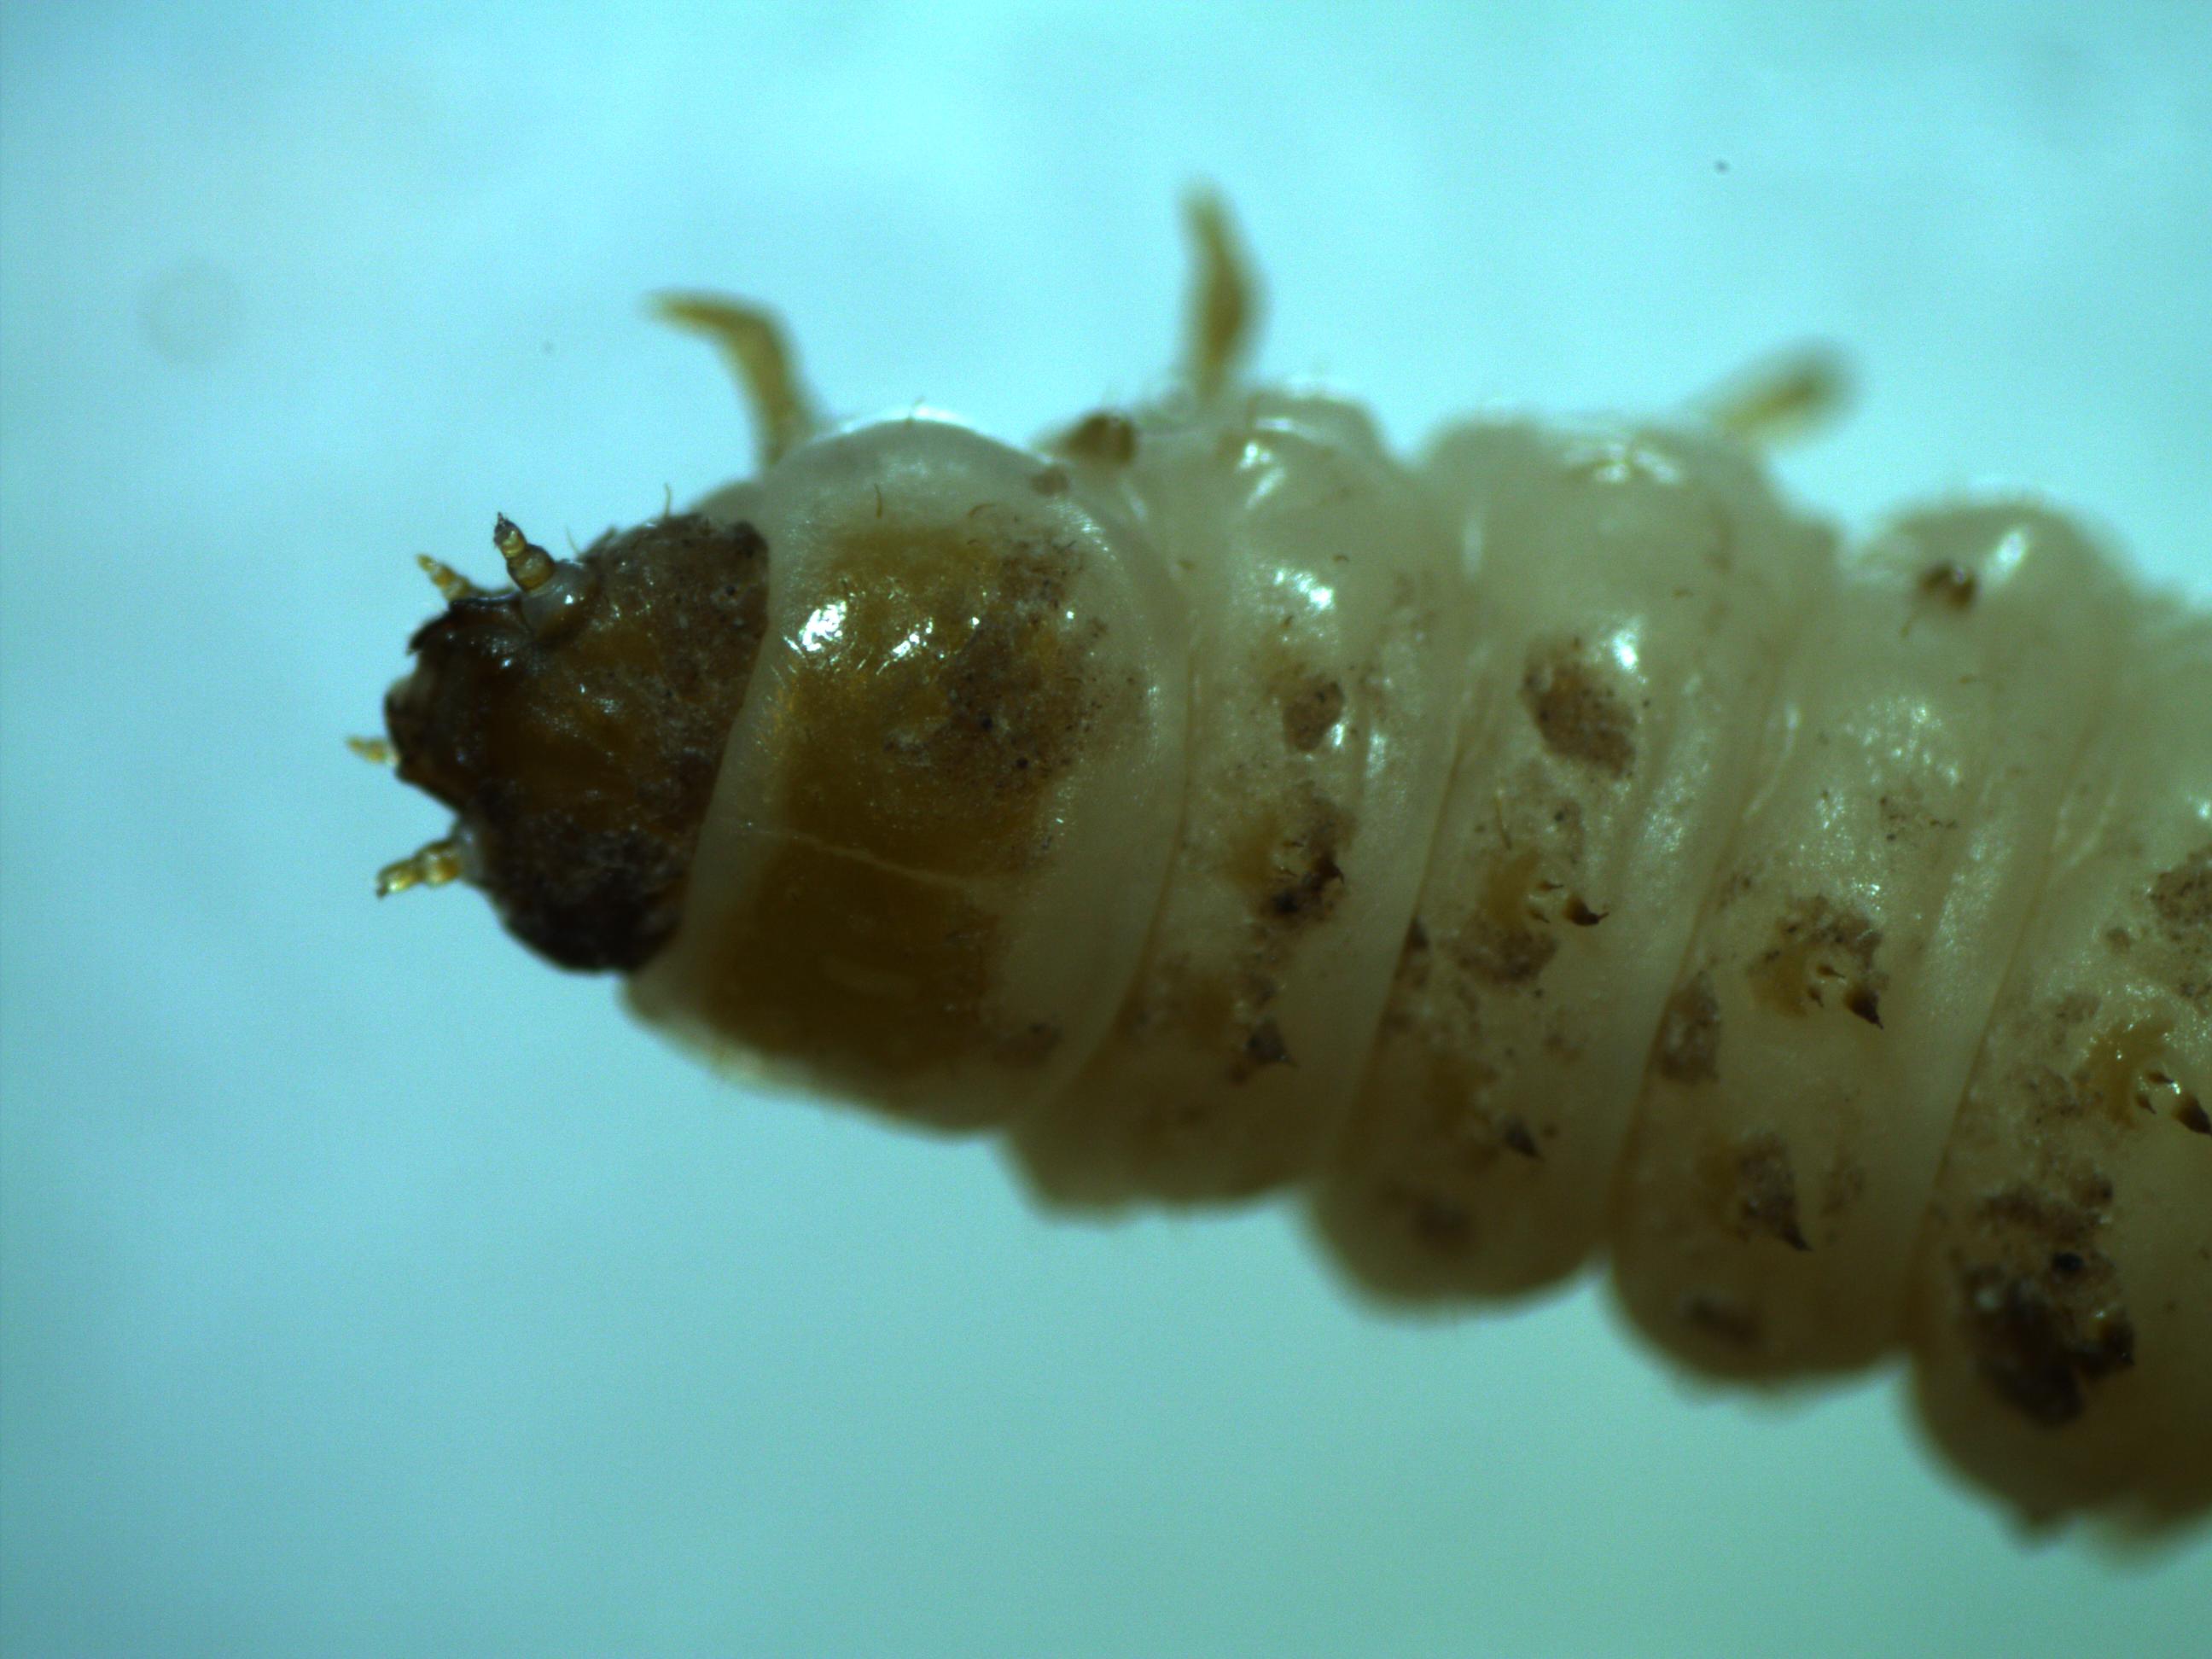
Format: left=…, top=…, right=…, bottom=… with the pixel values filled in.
left=380, top=512, right=770, bottom=971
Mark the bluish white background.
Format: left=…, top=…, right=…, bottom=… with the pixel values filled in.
left=3, top=3, right=2208, bottom=1654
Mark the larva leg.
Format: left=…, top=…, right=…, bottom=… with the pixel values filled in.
left=1608, top=504, right=2139, bottom=1377
left=1691, top=345, right=1853, bottom=448
left=1904, top=611, right=2211, bottom=1526
left=649, top=293, right=819, bottom=466
left=415, top=553, right=480, bottom=602
left=1179, top=189, right=1258, bottom=401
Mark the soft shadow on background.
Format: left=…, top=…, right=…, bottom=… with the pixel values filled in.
left=3, top=3, right=2207, bottom=1654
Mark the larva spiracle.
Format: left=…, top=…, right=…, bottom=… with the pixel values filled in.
left=361, top=196, right=2209, bottom=1532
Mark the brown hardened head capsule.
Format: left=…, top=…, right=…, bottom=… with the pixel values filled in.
left=379, top=511, right=769, bottom=971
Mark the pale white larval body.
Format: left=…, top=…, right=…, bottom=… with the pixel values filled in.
left=632, top=381, right=2208, bottom=1528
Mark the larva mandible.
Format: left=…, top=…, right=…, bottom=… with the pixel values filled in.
left=361, top=197, right=2210, bottom=1531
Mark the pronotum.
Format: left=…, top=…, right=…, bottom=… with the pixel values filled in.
left=360, top=198, right=2209, bottom=1530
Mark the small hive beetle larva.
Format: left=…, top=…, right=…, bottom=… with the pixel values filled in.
left=361, top=196, right=2209, bottom=1532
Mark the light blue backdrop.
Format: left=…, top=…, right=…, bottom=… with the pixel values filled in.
left=3, top=3, right=2207, bottom=1653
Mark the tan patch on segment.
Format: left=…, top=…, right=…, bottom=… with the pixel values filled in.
left=1653, top=972, right=1720, bottom=1083
left=1748, top=895, right=1884, bottom=1022
left=1272, top=667, right=1346, bottom=752
left=1054, top=410, right=1138, bottom=466
left=1520, top=644, right=1634, bottom=776
left=2072, top=1016, right=2175, bottom=1126
left=1227, top=787, right=1349, bottom=931
left=1455, top=848, right=1559, bottom=985
left=2150, top=847, right=2212, bottom=934
left=1703, top=1131, right=1810, bottom=1251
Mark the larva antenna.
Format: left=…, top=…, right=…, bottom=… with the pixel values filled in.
left=492, top=514, right=556, bottom=592
left=649, top=291, right=821, bottom=467
left=1180, top=187, right=1261, bottom=401
left=1693, top=341, right=1854, bottom=446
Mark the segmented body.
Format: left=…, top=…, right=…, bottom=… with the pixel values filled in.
left=372, top=211, right=2210, bottom=1529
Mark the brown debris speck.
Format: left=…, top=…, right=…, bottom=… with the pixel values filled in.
left=1959, top=1262, right=2134, bottom=1426
left=2178, top=1097, right=2210, bottom=1136
left=1749, top=895, right=1885, bottom=1021
left=1273, top=669, right=1347, bottom=752
left=1520, top=645, right=1635, bottom=776
left=2150, top=846, right=2212, bottom=936
left=1057, top=410, right=1138, bottom=466
left=1918, top=562, right=1977, bottom=609
left=1958, top=1181, right=2137, bottom=1426
left=1679, top=1291, right=1762, bottom=1349
left=1499, top=1115, right=1540, bottom=1159
left=1726, top=1132, right=1810, bottom=1251
left=1236, top=790, right=1348, bottom=931
left=1242, top=1017, right=1292, bottom=1071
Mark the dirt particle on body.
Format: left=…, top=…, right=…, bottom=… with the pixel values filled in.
left=1241, top=1017, right=1292, bottom=1071
left=1959, top=1181, right=2137, bottom=1425
left=1273, top=668, right=1346, bottom=752
left=1918, top=562, right=1978, bottom=609
left=1749, top=895, right=1884, bottom=1020
left=1057, top=410, right=1138, bottom=465
left=1959, top=1261, right=2135, bottom=1426
left=1521, top=644, right=1635, bottom=776
left=1724, top=1132, right=1810, bottom=1250
left=1679, top=1291, right=1761, bottom=1348
left=1235, top=789, right=1348, bottom=930
left=2150, top=846, right=2211, bottom=935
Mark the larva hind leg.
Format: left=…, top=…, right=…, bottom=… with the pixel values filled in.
left=649, top=293, right=819, bottom=465
left=1691, top=343, right=1853, bottom=448
left=1179, top=189, right=1260, bottom=401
